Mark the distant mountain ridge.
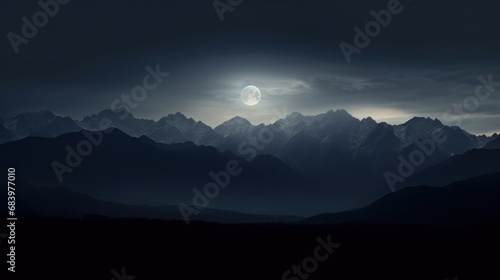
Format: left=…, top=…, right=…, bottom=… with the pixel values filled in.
left=78, top=109, right=156, bottom=137
left=1, top=110, right=81, bottom=143
left=484, top=133, right=500, bottom=149
left=210, top=109, right=495, bottom=195
left=2, top=109, right=497, bottom=195
left=2, top=109, right=495, bottom=148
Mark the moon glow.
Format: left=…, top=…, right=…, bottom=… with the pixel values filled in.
left=241, top=85, right=261, bottom=106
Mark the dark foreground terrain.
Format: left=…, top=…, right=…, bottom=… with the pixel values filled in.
left=2, top=216, right=499, bottom=280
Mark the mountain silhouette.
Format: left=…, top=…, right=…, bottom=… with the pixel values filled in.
left=484, top=134, right=500, bottom=149
left=302, top=172, right=500, bottom=226
left=2, top=110, right=81, bottom=141
left=403, top=148, right=500, bottom=187
left=0, top=128, right=336, bottom=216
left=1, top=108, right=497, bottom=210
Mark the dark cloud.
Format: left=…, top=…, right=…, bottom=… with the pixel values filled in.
left=1, top=0, right=499, bottom=134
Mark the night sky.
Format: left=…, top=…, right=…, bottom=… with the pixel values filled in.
left=1, top=0, right=499, bottom=134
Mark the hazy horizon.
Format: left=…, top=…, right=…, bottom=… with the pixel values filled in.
left=4, top=107, right=499, bottom=137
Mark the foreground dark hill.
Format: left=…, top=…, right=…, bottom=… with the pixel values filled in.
left=0, top=129, right=335, bottom=216
left=302, top=172, right=500, bottom=226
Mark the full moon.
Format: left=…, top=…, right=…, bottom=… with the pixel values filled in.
left=241, top=85, right=261, bottom=106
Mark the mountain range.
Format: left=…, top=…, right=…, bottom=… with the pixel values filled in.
left=1, top=109, right=496, bottom=189
left=3, top=109, right=495, bottom=148
left=1, top=108, right=499, bottom=220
